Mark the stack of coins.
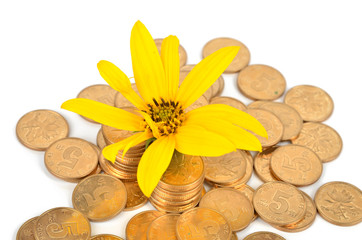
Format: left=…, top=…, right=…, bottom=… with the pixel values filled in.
left=149, top=152, right=205, bottom=213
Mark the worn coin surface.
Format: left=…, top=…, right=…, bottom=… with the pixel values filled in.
left=72, top=174, right=127, bottom=221
left=243, top=231, right=286, bottom=240
left=16, top=110, right=69, bottom=151
left=34, top=207, right=91, bottom=240
left=210, top=96, right=247, bottom=111
left=154, top=38, right=187, bottom=67
left=199, top=188, right=254, bottom=231
left=237, top=64, right=286, bottom=100
left=126, top=210, right=165, bottom=240
left=17, top=216, right=38, bottom=240
left=284, top=85, right=334, bottom=122
left=292, top=122, right=343, bottom=163
left=147, top=214, right=180, bottom=240
left=176, top=207, right=232, bottom=240
left=254, top=146, right=279, bottom=183
left=123, top=181, right=148, bottom=211
left=253, top=181, right=307, bottom=226
left=91, top=234, right=124, bottom=240
left=315, top=181, right=362, bottom=226
left=202, top=37, right=250, bottom=73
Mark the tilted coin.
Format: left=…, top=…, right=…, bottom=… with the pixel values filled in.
left=231, top=232, right=238, bottom=240
left=270, top=145, right=323, bottom=186
left=292, top=122, right=343, bottom=163
left=315, top=181, right=362, bottom=226
left=180, top=64, right=195, bottom=72
left=17, top=216, right=38, bottom=240
left=247, top=100, right=270, bottom=109
left=114, top=83, right=141, bottom=108
left=16, top=110, right=69, bottom=151
left=154, top=38, right=187, bottom=67
left=235, top=184, right=258, bottom=221
left=210, top=96, right=247, bottom=111
left=91, top=234, right=124, bottom=240
left=254, top=146, right=279, bottom=183
left=97, top=129, right=107, bottom=149
left=77, top=84, right=118, bottom=123
left=123, top=181, right=148, bottom=211
left=146, top=214, right=180, bottom=240
left=253, top=181, right=307, bottom=226
left=199, top=188, right=254, bottom=231
left=243, top=231, right=286, bottom=240
left=126, top=210, right=165, bottom=240
left=284, top=85, right=334, bottom=122
left=203, top=37, right=250, bottom=73
left=238, top=64, right=286, bottom=100
left=72, top=174, right=127, bottom=221
left=34, top=207, right=91, bottom=240
left=185, top=95, right=209, bottom=113
left=176, top=207, right=232, bottom=240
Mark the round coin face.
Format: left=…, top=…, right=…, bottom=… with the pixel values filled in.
left=147, top=214, right=180, bottom=240
left=315, top=181, right=362, bottom=226
left=72, top=174, right=127, bottom=221
left=292, top=122, right=343, bottom=163
left=235, top=184, right=258, bottom=221
left=284, top=85, right=334, bottom=122
left=17, top=216, right=38, bottom=240
left=34, top=207, right=91, bottom=240
left=210, top=96, right=247, bottom=111
left=123, top=181, right=148, bottom=211
left=154, top=38, right=187, bottom=67
left=91, top=234, right=124, bottom=240
left=243, top=231, right=286, bottom=240
left=202, top=37, right=250, bottom=73
left=253, top=182, right=307, bottom=225
left=238, top=64, right=286, bottom=100
left=176, top=207, right=232, bottom=240
left=199, top=188, right=254, bottom=231
left=254, top=146, right=279, bottom=183
left=16, top=110, right=69, bottom=151
left=126, top=210, right=165, bottom=240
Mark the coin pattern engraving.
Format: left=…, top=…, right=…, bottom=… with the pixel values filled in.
left=254, top=146, right=279, bottom=182
left=126, top=210, right=165, bottom=240
left=17, top=217, right=38, bottom=240
left=124, top=181, right=148, bottom=211
left=147, top=214, right=180, bottom=240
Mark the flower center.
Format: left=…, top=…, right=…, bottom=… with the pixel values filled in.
left=145, top=98, right=185, bottom=136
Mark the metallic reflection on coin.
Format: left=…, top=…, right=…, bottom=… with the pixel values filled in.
left=91, top=234, right=124, bottom=240
left=243, top=231, right=286, bottom=240
left=17, top=216, right=38, bottom=240
left=147, top=214, right=180, bottom=240
left=126, top=210, right=165, bottom=240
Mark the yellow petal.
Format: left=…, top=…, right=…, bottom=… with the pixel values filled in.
left=61, top=98, right=144, bottom=131
left=161, top=36, right=180, bottom=100
left=175, top=125, right=236, bottom=156
left=131, top=21, right=165, bottom=104
left=97, top=60, right=146, bottom=110
left=137, top=136, right=175, bottom=197
left=176, top=46, right=239, bottom=108
left=186, top=104, right=268, bottom=138
left=102, top=130, right=153, bottom=163
left=138, top=111, right=161, bottom=138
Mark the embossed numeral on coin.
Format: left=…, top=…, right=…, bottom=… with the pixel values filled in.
left=282, top=156, right=311, bottom=172
left=83, top=186, right=113, bottom=207
left=186, top=221, right=220, bottom=237
left=58, top=146, right=82, bottom=169
left=46, top=222, right=79, bottom=238
left=269, top=190, right=292, bottom=214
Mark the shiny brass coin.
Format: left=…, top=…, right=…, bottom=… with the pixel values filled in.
left=231, top=232, right=238, bottom=240
left=154, top=38, right=187, bottom=67
left=254, top=146, right=279, bottom=183
left=237, top=64, right=286, bottom=100
left=151, top=189, right=202, bottom=206
left=253, top=181, right=307, bottom=226
left=150, top=193, right=202, bottom=213
left=114, top=83, right=141, bottom=108
left=247, top=100, right=270, bottom=109
left=34, top=207, right=91, bottom=240
left=243, top=231, right=286, bottom=240
left=91, top=234, right=124, bottom=240
left=235, top=184, right=258, bottom=221
left=284, top=85, right=334, bottom=122
left=292, top=122, right=343, bottom=163
left=176, top=207, right=232, bottom=240
left=102, top=124, right=142, bottom=146
left=315, top=181, right=362, bottom=226
left=152, top=184, right=203, bottom=202
left=97, top=129, right=107, bottom=149
left=210, top=96, right=247, bottom=111
left=72, top=174, right=127, bottom=221
left=44, top=138, right=98, bottom=180
left=203, top=37, right=250, bottom=73
left=185, top=95, right=208, bottom=113
left=16, top=110, right=69, bottom=151
left=17, top=216, right=38, bottom=240
left=199, top=188, right=254, bottom=231
left=146, top=214, right=180, bottom=240
left=126, top=210, right=165, bottom=240
left=123, top=181, right=148, bottom=211
left=245, top=109, right=283, bottom=148
left=77, top=84, right=118, bottom=123
left=270, top=145, right=323, bottom=186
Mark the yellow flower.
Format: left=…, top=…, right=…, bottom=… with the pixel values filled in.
left=61, top=21, right=267, bottom=197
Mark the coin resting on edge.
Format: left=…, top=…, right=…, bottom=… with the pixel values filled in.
left=126, top=210, right=165, bottom=240
left=16, top=110, right=69, bottom=151
left=123, top=181, right=148, bottom=211
left=147, top=214, right=180, bottom=240
left=17, top=216, right=38, bottom=240
left=154, top=38, right=187, bottom=67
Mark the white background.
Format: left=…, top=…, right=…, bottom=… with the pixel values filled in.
left=1, top=0, right=362, bottom=239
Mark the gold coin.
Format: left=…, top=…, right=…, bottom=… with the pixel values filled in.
left=176, top=207, right=232, bottom=240
left=150, top=191, right=202, bottom=213
left=123, top=181, right=148, bottom=211
left=284, top=85, right=334, bottom=122
left=91, top=234, right=124, bottom=240
left=247, top=100, right=270, bottom=109
left=44, top=137, right=98, bottom=180
left=243, top=231, right=286, bottom=240
left=16, top=216, right=38, bottom=240
left=77, top=84, right=118, bottom=123
left=210, top=96, right=247, bottom=111
left=231, top=232, right=238, bottom=240
left=180, top=64, right=195, bottom=72
left=114, top=83, right=141, bottom=108
left=315, top=181, right=362, bottom=226
left=270, top=145, right=323, bottom=186
left=292, top=122, right=343, bottom=163
left=237, top=64, right=286, bottom=100
left=16, top=110, right=69, bottom=151
left=34, top=207, right=91, bottom=240
left=72, top=174, right=127, bottom=221
left=154, top=38, right=187, bottom=67
left=102, top=124, right=145, bottom=148
left=245, top=109, right=283, bottom=148
left=199, top=188, right=254, bottom=231
left=185, top=95, right=208, bottom=113
left=126, top=210, right=165, bottom=240
left=235, top=184, right=258, bottom=221
left=253, top=181, right=307, bottom=226
left=254, top=146, right=279, bottom=183
left=146, top=214, right=180, bottom=240
left=97, top=129, right=107, bottom=149
left=202, top=37, right=250, bottom=73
